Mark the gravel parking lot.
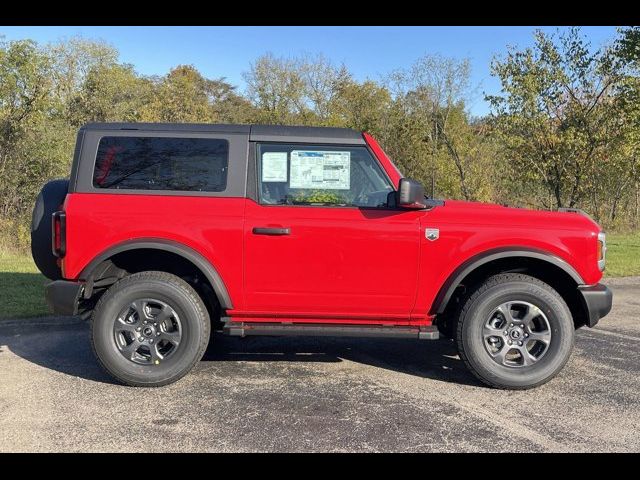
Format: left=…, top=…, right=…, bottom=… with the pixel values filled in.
left=1, top=277, right=638, bottom=452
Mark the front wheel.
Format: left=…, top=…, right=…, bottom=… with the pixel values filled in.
left=455, top=273, right=574, bottom=389
left=91, top=271, right=210, bottom=387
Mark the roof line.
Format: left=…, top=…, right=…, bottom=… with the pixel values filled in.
left=81, top=122, right=365, bottom=144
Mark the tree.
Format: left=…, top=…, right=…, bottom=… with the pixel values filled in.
left=68, top=63, right=154, bottom=125
left=612, top=27, right=640, bottom=226
left=383, top=54, right=479, bottom=199
left=243, top=53, right=351, bottom=125
left=243, top=53, right=308, bottom=124
left=143, top=65, right=244, bottom=123
left=299, top=55, right=351, bottom=123
left=47, top=37, right=120, bottom=117
left=327, top=79, right=391, bottom=133
left=3, top=30, right=640, bottom=253
left=0, top=39, right=57, bottom=219
left=487, top=27, right=636, bottom=218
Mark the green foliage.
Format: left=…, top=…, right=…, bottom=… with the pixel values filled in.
left=604, top=232, right=640, bottom=277
left=328, top=80, right=391, bottom=132
left=0, top=38, right=62, bottom=219
left=0, top=218, right=30, bottom=255
left=487, top=28, right=640, bottom=223
left=68, top=63, right=153, bottom=124
left=243, top=52, right=352, bottom=125
left=292, top=190, right=345, bottom=204
left=376, top=54, right=500, bottom=202
left=0, top=248, right=48, bottom=319
left=2, top=29, right=640, bottom=255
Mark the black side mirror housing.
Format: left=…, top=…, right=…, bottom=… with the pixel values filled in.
left=397, top=178, right=426, bottom=209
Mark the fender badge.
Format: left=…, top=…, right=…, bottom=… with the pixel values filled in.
left=425, top=228, right=439, bottom=241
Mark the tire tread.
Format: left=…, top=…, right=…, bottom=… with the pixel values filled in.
left=90, top=270, right=210, bottom=387
left=455, top=273, right=573, bottom=390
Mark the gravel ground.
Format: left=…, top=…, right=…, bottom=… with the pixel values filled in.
left=0, top=277, right=638, bottom=452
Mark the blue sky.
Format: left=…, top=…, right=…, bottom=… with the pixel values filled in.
left=0, top=26, right=620, bottom=117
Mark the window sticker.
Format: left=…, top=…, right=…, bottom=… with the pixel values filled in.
left=261, top=152, right=288, bottom=182
left=290, top=151, right=350, bottom=190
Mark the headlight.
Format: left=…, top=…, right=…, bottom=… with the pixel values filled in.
left=597, top=232, right=606, bottom=271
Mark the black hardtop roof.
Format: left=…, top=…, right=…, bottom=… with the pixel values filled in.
left=81, top=123, right=365, bottom=144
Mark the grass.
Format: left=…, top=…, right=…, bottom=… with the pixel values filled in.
left=0, top=250, right=49, bottom=319
left=604, top=232, right=640, bottom=277
left=0, top=232, right=638, bottom=320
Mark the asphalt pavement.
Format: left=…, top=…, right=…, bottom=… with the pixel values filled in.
left=1, top=277, right=638, bottom=452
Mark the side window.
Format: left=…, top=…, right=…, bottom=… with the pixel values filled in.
left=93, top=136, right=229, bottom=192
left=257, top=143, right=394, bottom=207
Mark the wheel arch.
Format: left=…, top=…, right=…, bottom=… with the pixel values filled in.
left=432, top=248, right=585, bottom=316
left=79, top=238, right=233, bottom=309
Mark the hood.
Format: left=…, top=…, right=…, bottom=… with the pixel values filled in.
left=438, top=199, right=602, bottom=233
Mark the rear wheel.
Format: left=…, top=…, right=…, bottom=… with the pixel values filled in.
left=455, top=273, right=574, bottom=389
left=91, top=271, right=210, bottom=387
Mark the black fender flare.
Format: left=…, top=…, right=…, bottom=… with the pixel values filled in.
left=79, top=238, right=233, bottom=309
left=432, top=247, right=585, bottom=314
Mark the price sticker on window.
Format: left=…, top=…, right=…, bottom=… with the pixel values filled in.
left=262, top=152, right=288, bottom=182
left=290, top=151, right=350, bottom=189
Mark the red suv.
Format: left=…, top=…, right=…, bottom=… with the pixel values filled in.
left=31, top=123, right=612, bottom=389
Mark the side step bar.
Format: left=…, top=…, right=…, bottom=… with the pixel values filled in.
left=223, top=322, right=439, bottom=340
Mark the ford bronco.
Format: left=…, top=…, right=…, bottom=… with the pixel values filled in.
left=31, top=123, right=612, bottom=389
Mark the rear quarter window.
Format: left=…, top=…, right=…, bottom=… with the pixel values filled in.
left=93, top=136, right=229, bottom=192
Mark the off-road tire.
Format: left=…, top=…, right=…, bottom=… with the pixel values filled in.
left=91, top=271, right=210, bottom=387
left=455, top=273, right=574, bottom=390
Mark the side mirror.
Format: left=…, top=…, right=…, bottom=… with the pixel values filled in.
left=397, top=178, right=426, bottom=209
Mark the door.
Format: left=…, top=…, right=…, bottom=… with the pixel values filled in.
left=242, top=142, right=423, bottom=322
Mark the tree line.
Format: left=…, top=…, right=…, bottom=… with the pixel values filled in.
left=1, top=27, right=639, bottom=250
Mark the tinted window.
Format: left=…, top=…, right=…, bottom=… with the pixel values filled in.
left=257, top=143, right=393, bottom=208
left=93, top=136, right=229, bottom=192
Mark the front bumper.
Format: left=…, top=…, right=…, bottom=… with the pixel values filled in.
left=45, top=280, right=84, bottom=316
left=578, top=283, right=613, bottom=327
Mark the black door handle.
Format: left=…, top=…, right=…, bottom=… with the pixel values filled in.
left=252, top=227, right=291, bottom=236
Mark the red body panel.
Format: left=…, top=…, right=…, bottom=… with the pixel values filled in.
left=63, top=194, right=247, bottom=310
left=61, top=133, right=604, bottom=327
left=240, top=199, right=423, bottom=323
left=413, top=200, right=602, bottom=316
